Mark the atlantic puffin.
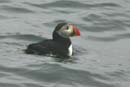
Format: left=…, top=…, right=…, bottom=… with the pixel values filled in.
left=25, top=22, right=80, bottom=57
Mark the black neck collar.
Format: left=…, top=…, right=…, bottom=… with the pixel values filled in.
left=53, top=32, right=71, bottom=48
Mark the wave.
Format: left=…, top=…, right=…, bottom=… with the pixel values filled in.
left=88, top=33, right=130, bottom=42
left=24, top=1, right=120, bottom=9
left=0, top=34, right=44, bottom=41
left=0, top=63, right=116, bottom=87
left=0, top=0, right=10, bottom=3
left=1, top=5, right=34, bottom=13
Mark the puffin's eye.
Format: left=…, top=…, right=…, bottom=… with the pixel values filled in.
left=66, top=26, right=69, bottom=30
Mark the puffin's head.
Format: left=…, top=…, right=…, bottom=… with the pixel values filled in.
left=53, top=23, right=80, bottom=38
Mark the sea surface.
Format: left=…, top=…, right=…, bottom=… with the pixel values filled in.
left=0, top=0, right=130, bottom=87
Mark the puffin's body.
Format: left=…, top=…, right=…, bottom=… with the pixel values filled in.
left=25, top=23, right=80, bottom=57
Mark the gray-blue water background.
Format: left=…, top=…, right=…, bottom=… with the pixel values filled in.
left=0, top=0, right=130, bottom=87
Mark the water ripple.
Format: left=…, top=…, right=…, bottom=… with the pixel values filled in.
left=1, top=5, right=34, bottom=13
left=82, top=14, right=128, bottom=32
left=0, top=83, right=21, bottom=87
left=0, top=15, right=9, bottom=19
left=0, top=34, right=44, bottom=41
left=0, top=0, right=129, bottom=87
left=24, top=1, right=120, bottom=9
left=88, top=33, right=130, bottom=42
left=0, top=0, right=10, bottom=3
left=0, top=64, right=116, bottom=87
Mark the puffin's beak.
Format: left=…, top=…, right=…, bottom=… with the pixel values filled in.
left=72, top=25, right=80, bottom=36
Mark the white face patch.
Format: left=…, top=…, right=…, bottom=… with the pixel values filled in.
left=57, top=24, right=73, bottom=38
left=68, top=44, right=73, bottom=56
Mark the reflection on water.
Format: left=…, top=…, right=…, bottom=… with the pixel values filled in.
left=0, top=0, right=130, bottom=87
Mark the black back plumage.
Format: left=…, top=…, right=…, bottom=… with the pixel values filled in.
left=25, top=22, right=72, bottom=57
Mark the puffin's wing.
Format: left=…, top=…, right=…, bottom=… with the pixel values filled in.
left=25, top=40, right=68, bottom=56
left=25, top=40, right=51, bottom=55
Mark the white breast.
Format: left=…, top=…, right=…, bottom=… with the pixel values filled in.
left=68, top=44, right=73, bottom=56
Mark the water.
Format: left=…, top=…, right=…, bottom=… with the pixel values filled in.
left=0, top=0, right=130, bottom=87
